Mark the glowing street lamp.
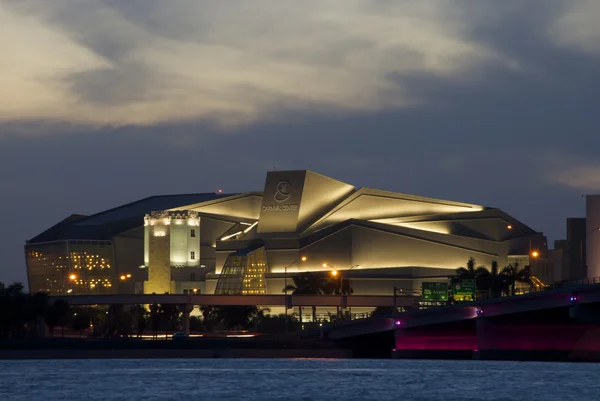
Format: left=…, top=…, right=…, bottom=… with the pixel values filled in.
left=120, top=275, right=127, bottom=281
left=531, top=251, right=539, bottom=258
left=69, top=274, right=77, bottom=281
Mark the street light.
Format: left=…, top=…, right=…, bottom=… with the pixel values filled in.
left=284, top=256, right=308, bottom=312
left=324, top=263, right=360, bottom=318
left=69, top=274, right=77, bottom=281
left=531, top=251, right=539, bottom=258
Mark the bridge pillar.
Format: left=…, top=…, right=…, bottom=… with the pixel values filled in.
left=180, top=303, right=194, bottom=336
left=570, top=304, right=600, bottom=324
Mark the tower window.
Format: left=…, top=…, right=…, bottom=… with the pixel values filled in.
left=190, top=251, right=195, bottom=260
left=190, top=229, right=196, bottom=238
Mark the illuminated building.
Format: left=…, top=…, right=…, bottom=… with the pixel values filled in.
left=25, top=194, right=231, bottom=295
left=26, top=170, right=547, bottom=297
left=144, top=170, right=547, bottom=296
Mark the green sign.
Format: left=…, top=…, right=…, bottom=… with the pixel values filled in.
left=453, top=279, right=476, bottom=301
left=422, top=282, right=449, bottom=301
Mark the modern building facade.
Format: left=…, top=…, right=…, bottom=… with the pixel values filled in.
left=26, top=170, right=547, bottom=297
left=144, top=170, right=546, bottom=296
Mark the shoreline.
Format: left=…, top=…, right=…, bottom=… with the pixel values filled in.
left=0, top=348, right=353, bottom=360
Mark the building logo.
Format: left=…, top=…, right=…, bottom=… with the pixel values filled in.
left=274, top=180, right=292, bottom=202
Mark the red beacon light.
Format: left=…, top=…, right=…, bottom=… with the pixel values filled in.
left=217, top=189, right=223, bottom=193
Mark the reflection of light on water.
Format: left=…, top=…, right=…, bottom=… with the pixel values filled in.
left=225, top=334, right=255, bottom=338
left=137, top=334, right=204, bottom=340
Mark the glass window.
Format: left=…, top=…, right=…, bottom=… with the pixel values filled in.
left=190, top=251, right=195, bottom=260
left=190, top=229, right=196, bottom=238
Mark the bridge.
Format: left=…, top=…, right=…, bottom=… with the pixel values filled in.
left=47, top=293, right=418, bottom=337
left=47, top=293, right=417, bottom=308
left=321, top=283, right=600, bottom=360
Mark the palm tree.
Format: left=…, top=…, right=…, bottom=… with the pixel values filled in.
left=283, top=272, right=329, bottom=323
left=455, top=257, right=488, bottom=282
left=501, top=263, right=531, bottom=296
left=214, top=306, right=259, bottom=330
left=476, top=261, right=509, bottom=298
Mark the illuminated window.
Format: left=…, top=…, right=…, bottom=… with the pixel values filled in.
left=190, top=251, right=195, bottom=260
left=190, top=229, right=196, bottom=238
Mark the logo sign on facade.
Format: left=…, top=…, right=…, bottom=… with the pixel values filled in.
left=421, top=282, right=449, bottom=301
left=452, top=279, right=476, bottom=301
left=274, top=180, right=291, bottom=202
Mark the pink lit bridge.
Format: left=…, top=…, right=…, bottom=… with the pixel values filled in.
left=320, top=283, right=600, bottom=361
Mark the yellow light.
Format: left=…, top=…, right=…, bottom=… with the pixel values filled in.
left=322, top=263, right=328, bottom=268
left=507, top=225, right=512, bottom=230
left=330, top=270, right=338, bottom=277
left=192, top=288, right=198, bottom=293
left=532, top=251, right=539, bottom=258
left=120, top=275, right=126, bottom=280
left=126, top=274, right=131, bottom=278
left=69, top=274, right=76, bottom=280
left=301, top=256, right=307, bottom=262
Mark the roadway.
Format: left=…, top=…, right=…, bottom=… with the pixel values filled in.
left=48, top=293, right=419, bottom=307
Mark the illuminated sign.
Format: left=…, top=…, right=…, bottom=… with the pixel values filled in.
left=422, top=282, right=449, bottom=301
left=262, top=204, right=298, bottom=212
left=274, top=180, right=292, bottom=202
left=452, top=279, right=476, bottom=301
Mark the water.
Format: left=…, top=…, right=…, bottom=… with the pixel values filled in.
left=0, top=359, right=598, bottom=400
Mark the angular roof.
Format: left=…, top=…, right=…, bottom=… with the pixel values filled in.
left=27, top=193, right=234, bottom=243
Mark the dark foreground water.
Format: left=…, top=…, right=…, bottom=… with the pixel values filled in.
left=0, top=359, right=598, bottom=400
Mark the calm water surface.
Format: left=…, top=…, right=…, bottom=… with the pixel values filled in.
left=0, top=359, right=598, bottom=400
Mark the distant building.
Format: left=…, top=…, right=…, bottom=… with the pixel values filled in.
left=586, top=195, right=600, bottom=278
left=549, top=218, right=587, bottom=282
left=25, top=194, right=232, bottom=295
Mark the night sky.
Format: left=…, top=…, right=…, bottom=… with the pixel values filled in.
left=1, top=1, right=599, bottom=285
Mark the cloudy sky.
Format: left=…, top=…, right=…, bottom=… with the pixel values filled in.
left=1, top=0, right=600, bottom=285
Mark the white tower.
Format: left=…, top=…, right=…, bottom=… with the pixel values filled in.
left=144, top=210, right=200, bottom=294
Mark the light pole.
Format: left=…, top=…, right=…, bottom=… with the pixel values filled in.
left=323, top=263, right=360, bottom=318
left=284, top=256, right=307, bottom=315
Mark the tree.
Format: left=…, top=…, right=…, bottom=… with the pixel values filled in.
left=130, top=305, right=148, bottom=338
left=45, top=300, right=69, bottom=337
left=71, top=309, right=91, bottom=337
left=477, top=261, right=510, bottom=298
left=283, top=272, right=331, bottom=323
left=149, top=303, right=162, bottom=339
left=160, top=303, right=180, bottom=338
left=214, top=306, right=259, bottom=331
left=501, top=263, right=531, bottom=296
left=254, top=313, right=300, bottom=333
left=30, top=292, right=49, bottom=338
left=455, top=257, right=488, bottom=282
